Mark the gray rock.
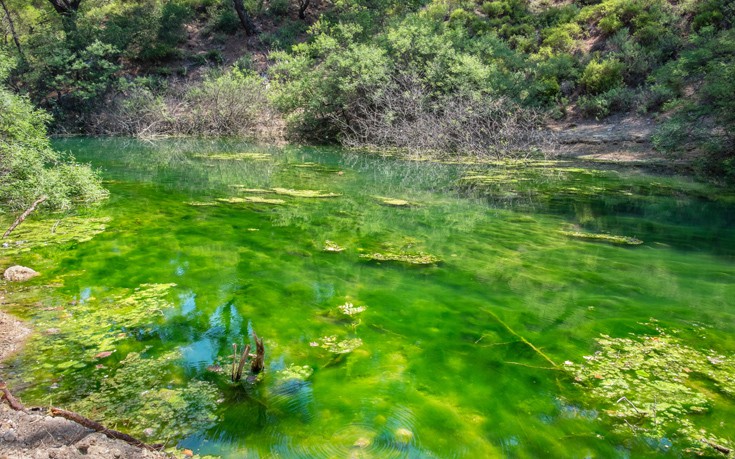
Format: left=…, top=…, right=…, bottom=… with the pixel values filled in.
left=3, top=266, right=39, bottom=282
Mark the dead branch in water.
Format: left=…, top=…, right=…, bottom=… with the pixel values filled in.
left=250, top=333, right=264, bottom=374
left=3, top=195, right=47, bottom=239
left=0, top=380, right=26, bottom=411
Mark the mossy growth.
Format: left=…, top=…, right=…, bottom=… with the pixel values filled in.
left=73, top=349, right=219, bottom=441
left=216, top=196, right=286, bottom=205
left=0, top=216, right=110, bottom=256
left=566, top=325, right=735, bottom=456
left=323, top=240, right=345, bottom=252
left=372, top=196, right=415, bottom=207
left=193, top=152, right=271, bottom=161
left=359, top=252, right=441, bottom=265
left=271, top=188, right=341, bottom=198
left=318, top=335, right=363, bottom=354
left=560, top=231, right=643, bottom=245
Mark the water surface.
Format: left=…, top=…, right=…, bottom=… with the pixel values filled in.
left=2, top=138, right=734, bottom=458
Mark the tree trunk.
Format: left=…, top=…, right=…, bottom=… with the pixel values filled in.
left=232, top=0, right=257, bottom=35
left=2, top=195, right=47, bottom=239
left=47, top=0, right=80, bottom=37
left=0, top=0, right=22, bottom=58
left=298, top=0, right=310, bottom=20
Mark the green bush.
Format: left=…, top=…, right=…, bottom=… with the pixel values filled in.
left=580, top=58, right=623, bottom=94
left=269, top=0, right=290, bottom=17
left=0, top=53, right=107, bottom=213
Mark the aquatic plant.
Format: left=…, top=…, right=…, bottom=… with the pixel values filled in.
left=193, top=152, right=271, bottom=161
left=29, top=283, right=176, bottom=370
left=338, top=302, right=366, bottom=316
left=567, top=328, right=735, bottom=456
left=216, top=197, right=286, bottom=205
left=73, top=350, right=219, bottom=441
left=277, top=364, right=314, bottom=381
left=372, top=196, right=415, bottom=207
left=560, top=231, right=643, bottom=245
left=318, top=336, right=363, bottom=354
left=323, top=240, right=345, bottom=252
left=271, top=188, right=341, bottom=198
left=359, top=252, right=441, bottom=265
left=0, top=216, right=110, bottom=256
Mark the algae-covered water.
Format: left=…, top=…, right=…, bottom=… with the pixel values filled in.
left=2, top=138, right=735, bottom=458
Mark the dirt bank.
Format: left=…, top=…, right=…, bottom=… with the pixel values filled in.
left=0, top=403, right=170, bottom=459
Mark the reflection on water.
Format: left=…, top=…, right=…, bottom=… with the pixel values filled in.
left=1, top=138, right=734, bottom=458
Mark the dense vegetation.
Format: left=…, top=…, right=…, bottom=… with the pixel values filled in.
left=0, top=0, right=733, bottom=178
left=0, top=52, right=106, bottom=226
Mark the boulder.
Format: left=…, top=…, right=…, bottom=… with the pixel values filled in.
left=3, top=266, right=39, bottom=282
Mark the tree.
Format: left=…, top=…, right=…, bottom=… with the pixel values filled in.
left=46, top=0, right=81, bottom=17
left=0, top=0, right=22, bottom=58
left=0, top=53, right=107, bottom=236
left=232, top=0, right=257, bottom=36
left=298, top=0, right=310, bottom=20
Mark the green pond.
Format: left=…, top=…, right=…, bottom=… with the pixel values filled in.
left=2, top=138, right=735, bottom=458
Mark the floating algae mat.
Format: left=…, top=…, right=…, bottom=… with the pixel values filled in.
left=193, top=152, right=271, bottom=161
left=560, top=230, right=643, bottom=245
left=2, top=137, right=735, bottom=459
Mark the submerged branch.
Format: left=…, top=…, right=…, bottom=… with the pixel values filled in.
left=482, top=308, right=558, bottom=368
left=0, top=381, right=26, bottom=411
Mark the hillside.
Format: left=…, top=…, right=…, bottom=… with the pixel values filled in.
left=0, top=0, right=733, bottom=179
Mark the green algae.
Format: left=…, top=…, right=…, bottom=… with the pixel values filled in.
left=567, top=326, right=735, bottom=456
left=560, top=231, right=643, bottom=245
left=271, top=188, right=341, bottom=198
left=277, top=364, right=314, bottom=381
left=28, top=283, right=177, bottom=367
left=216, top=196, right=286, bottom=205
left=318, top=336, right=363, bottom=354
left=359, top=252, right=441, bottom=265
left=372, top=196, right=415, bottom=207
left=73, top=350, right=219, bottom=441
left=193, top=152, right=271, bottom=161
left=0, top=216, right=110, bottom=256
left=6, top=138, right=734, bottom=459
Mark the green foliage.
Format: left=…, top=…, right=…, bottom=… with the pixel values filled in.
left=269, top=0, right=290, bottom=17
left=580, top=58, right=624, bottom=95
left=653, top=28, right=735, bottom=181
left=0, top=53, right=107, bottom=212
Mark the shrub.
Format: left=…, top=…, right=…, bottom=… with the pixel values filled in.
left=0, top=53, right=107, bottom=214
left=269, top=0, right=290, bottom=17
left=580, top=58, right=623, bottom=94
